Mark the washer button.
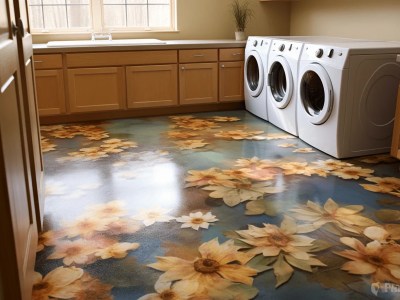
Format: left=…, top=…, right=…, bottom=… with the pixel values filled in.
left=253, top=40, right=258, bottom=47
left=315, top=48, right=324, bottom=58
left=328, top=49, right=334, bottom=58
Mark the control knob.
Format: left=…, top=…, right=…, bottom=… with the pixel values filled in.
left=253, top=40, right=258, bottom=47
left=279, top=44, right=285, bottom=51
left=315, top=48, right=324, bottom=58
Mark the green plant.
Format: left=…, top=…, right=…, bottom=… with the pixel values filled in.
left=231, top=0, right=253, bottom=32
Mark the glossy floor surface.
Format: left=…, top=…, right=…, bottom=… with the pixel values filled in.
left=35, top=111, right=400, bottom=300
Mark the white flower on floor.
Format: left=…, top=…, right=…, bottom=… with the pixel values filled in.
left=133, top=207, right=175, bottom=226
left=278, top=143, right=297, bottom=148
left=138, top=280, right=197, bottom=300
left=176, top=212, right=218, bottom=230
left=94, top=242, right=140, bottom=259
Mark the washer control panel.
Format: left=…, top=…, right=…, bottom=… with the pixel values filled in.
left=301, top=43, right=349, bottom=68
left=270, top=39, right=303, bottom=59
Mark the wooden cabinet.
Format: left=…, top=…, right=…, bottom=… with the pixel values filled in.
left=219, top=48, right=244, bottom=102
left=126, top=64, right=178, bottom=108
left=179, top=49, right=219, bottom=105
left=179, top=63, right=218, bottom=105
left=67, top=67, right=125, bottom=113
left=219, top=61, right=244, bottom=102
left=34, top=54, right=66, bottom=116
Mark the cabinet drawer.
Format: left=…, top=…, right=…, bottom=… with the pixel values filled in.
left=33, top=54, right=63, bottom=69
left=179, top=49, right=218, bottom=63
left=66, top=50, right=177, bottom=68
left=219, top=48, right=244, bottom=61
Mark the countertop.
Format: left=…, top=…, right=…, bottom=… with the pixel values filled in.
left=33, top=39, right=246, bottom=54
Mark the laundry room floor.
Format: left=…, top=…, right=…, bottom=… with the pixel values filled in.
left=34, top=110, right=400, bottom=300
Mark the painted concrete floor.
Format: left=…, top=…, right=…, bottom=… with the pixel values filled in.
left=34, top=110, right=400, bottom=300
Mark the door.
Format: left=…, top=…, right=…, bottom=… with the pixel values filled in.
left=219, top=61, right=244, bottom=102
left=244, top=50, right=264, bottom=97
left=268, top=56, right=293, bottom=109
left=299, top=63, right=333, bottom=125
left=0, top=0, right=38, bottom=299
left=126, top=64, right=178, bottom=108
left=179, top=63, right=218, bottom=105
left=68, top=67, right=125, bottom=112
left=14, top=0, right=44, bottom=229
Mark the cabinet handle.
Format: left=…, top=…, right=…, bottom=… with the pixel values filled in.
left=232, top=53, right=242, bottom=56
left=34, top=60, right=44, bottom=63
left=193, top=54, right=204, bottom=57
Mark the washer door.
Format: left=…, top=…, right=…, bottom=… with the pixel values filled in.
left=299, top=63, right=333, bottom=125
left=268, top=56, right=293, bottom=109
left=245, top=50, right=264, bottom=97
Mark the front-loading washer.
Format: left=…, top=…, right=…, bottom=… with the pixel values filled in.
left=266, top=38, right=304, bottom=136
left=297, top=41, right=400, bottom=158
left=244, top=36, right=272, bottom=120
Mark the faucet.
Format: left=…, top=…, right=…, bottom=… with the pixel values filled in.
left=91, top=32, right=112, bottom=41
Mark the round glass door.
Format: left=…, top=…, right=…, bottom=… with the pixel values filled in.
left=299, top=63, right=333, bottom=125
left=268, top=56, right=293, bottom=109
left=245, top=50, right=264, bottom=97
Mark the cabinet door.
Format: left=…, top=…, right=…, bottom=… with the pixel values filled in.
left=179, top=63, right=218, bottom=105
left=126, top=64, right=178, bottom=108
left=68, top=67, right=125, bottom=113
left=35, top=69, right=66, bottom=116
left=219, top=61, right=244, bottom=102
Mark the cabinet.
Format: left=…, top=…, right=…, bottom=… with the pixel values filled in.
left=179, top=49, right=218, bottom=105
left=126, top=65, right=178, bottom=108
left=34, top=54, right=66, bottom=116
left=67, top=67, right=125, bottom=113
left=219, top=48, right=244, bottom=102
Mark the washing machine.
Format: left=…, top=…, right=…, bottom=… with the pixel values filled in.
left=266, top=38, right=304, bottom=136
left=297, top=41, right=400, bottom=158
left=244, top=36, right=272, bottom=120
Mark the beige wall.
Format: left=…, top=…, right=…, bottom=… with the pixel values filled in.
left=290, top=0, right=400, bottom=41
left=32, top=0, right=291, bottom=43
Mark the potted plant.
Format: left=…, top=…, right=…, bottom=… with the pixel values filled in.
left=231, top=0, right=253, bottom=41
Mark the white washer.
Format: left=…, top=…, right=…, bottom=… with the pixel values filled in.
left=297, top=41, right=400, bottom=158
left=244, top=36, right=272, bottom=120
left=266, top=39, right=304, bottom=136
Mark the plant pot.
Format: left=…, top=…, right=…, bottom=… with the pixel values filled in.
left=235, top=31, right=246, bottom=41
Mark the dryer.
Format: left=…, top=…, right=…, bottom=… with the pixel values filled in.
left=266, top=38, right=304, bottom=136
left=244, top=36, right=272, bottom=120
left=297, top=41, right=400, bottom=158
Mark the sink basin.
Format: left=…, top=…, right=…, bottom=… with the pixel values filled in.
left=47, top=39, right=166, bottom=47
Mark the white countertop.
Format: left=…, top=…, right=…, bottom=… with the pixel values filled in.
left=33, top=39, right=246, bottom=53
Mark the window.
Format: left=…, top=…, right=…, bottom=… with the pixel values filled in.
left=28, top=0, right=175, bottom=33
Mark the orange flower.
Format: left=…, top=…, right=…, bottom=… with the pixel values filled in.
left=335, top=237, right=400, bottom=284
left=185, top=168, right=232, bottom=188
left=331, top=166, right=374, bottom=180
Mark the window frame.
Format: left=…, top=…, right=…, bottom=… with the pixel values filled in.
left=28, top=0, right=176, bottom=34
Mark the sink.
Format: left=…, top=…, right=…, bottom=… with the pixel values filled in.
left=47, top=39, right=166, bottom=47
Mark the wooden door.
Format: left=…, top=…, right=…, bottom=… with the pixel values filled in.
left=13, top=0, right=44, bottom=229
left=0, top=0, right=38, bottom=299
left=126, top=64, right=178, bottom=108
left=179, top=63, right=218, bottom=105
left=219, top=61, right=244, bottom=102
left=36, top=69, right=66, bottom=115
left=68, top=67, right=125, bottom=112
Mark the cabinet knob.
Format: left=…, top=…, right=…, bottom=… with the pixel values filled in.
left=221, top=64, right=225, bottom=68
left=181, top=67, right=185, bottom=70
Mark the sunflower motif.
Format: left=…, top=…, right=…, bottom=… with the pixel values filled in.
left=138, top=281, right=197, bottom=300
left=211, top=116, right=240, bottom=122
left=174, top=139, right=209, bottom=150
left=167, top=131, right=199, bottom=139
left=360, top=177, right=400, bottom=196
left=214, top=130, right=264, bottom=140
left=148, top=238, right=258, bottom=295
left=94, top=242, right=140, bottom=259
left=310, top=159, right=353, bottom=171
left=47, top=239, right=100, bottom=265
left=235, top=216, right=326, bottom=287
left=290, top=198, right=376, bottom=234
left=132, top=207, right=175, bottom=226
left=176, top=211, right=218, bottom=230
left=32, top=267, right=84, bottom=300
left=335, top=237, right=400, bottom=284
left=41, top=137, right=56, bottom=152
left=331, top=166, right=374, bottom=180
left=293, top=148, right=315, bottom=153
left=185, top=168, right=233, bottom=188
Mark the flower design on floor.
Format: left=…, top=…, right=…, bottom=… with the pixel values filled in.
left=174, top=139, right=209, bottom=150
left=331, top=166, right=374, bottom=180
left=42, top=124, right=109, bottom=140
left=176, top=211, right=218, bottom=230
left=41, top=136, right=56, bottom=152
left=185, top=168, right=232, bottom=188
left=293, top=147, right=315, bottom=153
left=132, top=207, right=175, bottom=226
left=138, top=281, right=197, bottom=300
left=235, top=216, right=327, bottom=287
left=290, top=198, right=376, bottom=234
left=278, top=143, right=297, bottom=148
left=148, top=238, right=258, bottom=296
left=265, top=133, right=296, bottom=140
left=211, top=116, right=241, bottom=122
left=167, top=130, right=199, bottom=139
left=335, top=236, right=400, bottom=284
left=360, top=177, right=400, bottom=197
left=214, top=130, right=265, bottom=140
